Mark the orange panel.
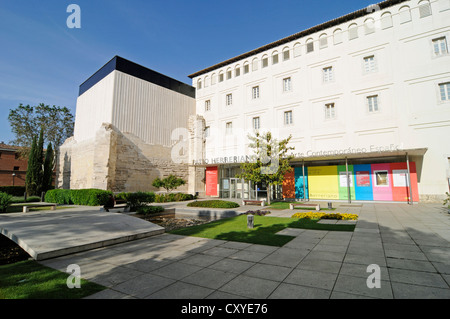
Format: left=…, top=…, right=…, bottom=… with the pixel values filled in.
left=283, top=169, right=295, bottom=199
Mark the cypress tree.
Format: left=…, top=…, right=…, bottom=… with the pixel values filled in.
left=25, top=135, right=38, bottom=196
left=35, top=128, right=44, bottom=195
left=42, top=142, right=54, bottom=192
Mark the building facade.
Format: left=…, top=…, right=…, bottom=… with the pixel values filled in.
left=0, top=143, right=27, bottom=187
left=189, top=0, right=450, bottom=203
left=56, top=56, right=202, bottom=193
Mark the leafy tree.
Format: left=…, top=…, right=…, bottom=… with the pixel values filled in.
left=8, top=103, right=74, bottom=157
left=237, top=132, right=294, bottom=205
left=152, top=175, right=186, bottom=193
left=25, top=135, right=39, bottom=196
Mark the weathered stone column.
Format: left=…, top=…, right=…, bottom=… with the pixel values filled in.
left=188, top=115, right=206, bottom=196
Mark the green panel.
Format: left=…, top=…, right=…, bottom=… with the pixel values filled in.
left=337, top=165, right=356, bottom=201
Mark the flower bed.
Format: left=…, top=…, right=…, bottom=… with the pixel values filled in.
left=241, top=210, right=271, bottom=216
left=292, top=212, right=358, bottom=221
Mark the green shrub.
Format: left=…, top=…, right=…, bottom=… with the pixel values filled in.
left=444, top=192, right=450, bottom=209
left=11, top=196, right=40, bottom=204
left=154, top=193, right=196, bottom=203
left=115, top=191, right=155, bottom=211
left=0, top=192, right=13, bottom=213
left=0, top=186, right=26, bottom=197
left=187, top=200, right=240, bottom=209
left=136, top=205, right=165, bottom=215
left=44, top=189, right=113, bottom=206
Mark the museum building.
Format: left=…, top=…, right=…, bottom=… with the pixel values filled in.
left=57, top=0, right=450, bottom=203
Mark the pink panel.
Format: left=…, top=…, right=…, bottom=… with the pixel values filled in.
left=371, top=163, right=393, bottom=201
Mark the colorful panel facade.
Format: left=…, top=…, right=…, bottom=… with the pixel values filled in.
left=308, top=166, right=340, bottom=200
left=205, top=166, right=218, bottom=196
left=295, top=167, right=309, bottom=200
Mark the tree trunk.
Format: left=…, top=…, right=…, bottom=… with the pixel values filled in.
left=266, top=184, right=271, bottom=206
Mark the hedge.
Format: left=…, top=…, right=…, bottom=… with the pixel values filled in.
left=115, top=191, right=155, bottom=211
left=154, top=193, right=196, bottom=203
left=0, top=186, right=26, bottom=197
left=187, top=200, right=240, bottom=209
left=44, top=189, right=113, bottom=206
left=136, top=205, right=165, bottom=215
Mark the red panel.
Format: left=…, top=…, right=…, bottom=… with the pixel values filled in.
left=391, top=162, right=419, bottom=202
left=283, top=169, right=295, bottom=199
left=205, top=167, right=218, bottom=197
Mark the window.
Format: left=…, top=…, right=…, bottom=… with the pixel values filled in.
left=284, top=111, right=293, bottom=125
left=205, top=100, right=211, bottom=112
left=367, top=95, right=379, bottom=113
left=364, top=55, right=377, bottom=73
left=433, top=37, right=448, bottom=56
left=439, top=82, right=450, bottom=101
left=399, top=6, right=412, bottom=24
left=419, top=0, right=432, bottom=18
left=323, top=67, right=334, bottom=83
left=244, top=63, right=250, bottom=74
left=364, top=18, right=375, bottom=35
left=283, top=77, right=292, bottom=92
left=204, top=76, right=209, bottom=88
left=294, top=43, right=302, bottom=57
left=205, top=126, right=210, bottom=138
left=252, top=58, right=259, bottom=71
left=319, top=34, right=328, bottom=49
left=211, top=73, right=217, bottom=85
left=381, top=12, right=393, bottom=29
left=325, top=103, right=336, bottom=119
left=235, top=67, right=240, bottom=77
left=219, top=72, right=224, bottom=82
left=226, top=122, right=233, bottom=135
left=349, top=24, right=358, bottom=40
left=333, top=29, right=343, bottom=45
left=252, top=86, right=260, bottom=99
left=262, top=56, right=269, bottom=68
left=226, top=94, right=233, bottom=106
left=272, top=53, right=279, bottom=65
left=13, top=166, right=20, bottom=171
left=197, top=79, right=202, bottom=90
left=283, top=49, right=290, bottom=61
left=306, top=40, right=314, bottom=53
left=252, top=117, right=261, bottom=130
left=227, top=69, right=232, bottom=80
left=374, top=171, right=389, bottom=187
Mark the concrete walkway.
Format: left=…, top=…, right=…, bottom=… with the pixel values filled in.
left=36, top=202, right=450, bottom=299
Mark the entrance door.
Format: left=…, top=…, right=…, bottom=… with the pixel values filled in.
left=230, top=178, right=242, bottom=199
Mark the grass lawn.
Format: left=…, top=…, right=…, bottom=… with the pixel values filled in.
left=170, top=215, right=355, bottom=247
left=0, top=260, right=105, bottom=299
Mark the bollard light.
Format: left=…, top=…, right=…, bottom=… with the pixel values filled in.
left=247, top=215, right=254, bottom=229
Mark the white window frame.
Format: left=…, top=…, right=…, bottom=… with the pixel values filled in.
left=439, top=82, right=450, bottom=102
left=432, top=37, right=449, bottom=57
left=284, top=110, right=293, bottom=126
left=226, top=94, right=233, bottom=106
left=283, top=49, right=290, bottom=61
left=225, top=122, right=233, bottom=135
left=363, top=55, right=377, bottom=74
left=252, top=86, right=260, bottom=99
left=381, top=12, right=393, bottom=29
left=205, top=126, right=210, bottom=138
left=319, top=34, right=328, bottom=49
left=323, top=66, right=334, bottom=83
left=374, top=170, right=389, bottom=187
left=306, top=40, right=314, bottom=53
left=252, top=117, right=261, bottom=130
left=419, top=0, right=432, bottom=18
left=272, top=53, right=279, bottom=65
left=205, top=100, right=211, bottom=112
left=349, top=24, right=359, bottom=40
left=324, top=103, right=336, bottom=119
left=244, top=63, right=250, bottom=74
left=262, top=56, right=269, bottom=68
left=283, top=77, right=292, bottom=92
left=367, top=95, right=380, bottom=113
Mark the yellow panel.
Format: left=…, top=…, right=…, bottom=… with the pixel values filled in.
left=308, top=166, right=339, bottom=199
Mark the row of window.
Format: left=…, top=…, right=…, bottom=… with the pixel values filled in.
left=204, top=82, right=450, bottom=136
left=197, top=0, right=449, bottom=90
left=205, top=81, right=450, bottom=112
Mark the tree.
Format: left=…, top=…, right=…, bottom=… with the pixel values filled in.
left=236, top=132, right=295, bottom=205
left=8, top=103, right=74, bottom=157
left=152, top=175, right=186, bottom=193
left=25, top=135, right=39, bottom=196
left=42, top=142, right=54, bottom=192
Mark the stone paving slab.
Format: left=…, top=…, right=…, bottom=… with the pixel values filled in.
left=33, top=202, right=450, bottom=299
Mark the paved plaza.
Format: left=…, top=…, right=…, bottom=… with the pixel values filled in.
left=37, top=202, right=450, bottom=299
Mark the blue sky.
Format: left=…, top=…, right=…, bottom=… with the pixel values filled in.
left=0, top=0, right=377, bottom=145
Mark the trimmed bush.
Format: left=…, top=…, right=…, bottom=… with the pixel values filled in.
left=0, top=192, right=13, bottom=213
left=136, top=205, right=165, bottom=215
left=0, top=186, right=26, bottom=197
left=187, top=200, right=240, bottom=209
left=115, top=191, right=155, bottom=211
left=292, top=212, right=358, bottom=221
left=44, top=189, right=113, bottom=206
left=154, top=193, right=196, bottom=203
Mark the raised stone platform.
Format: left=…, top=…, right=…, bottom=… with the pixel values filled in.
left=0, top=207, right=164, bottom=261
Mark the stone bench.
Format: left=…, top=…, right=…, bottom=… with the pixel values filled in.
left=289, top=203, right=320, bottom=211
left=23, top=203, right=58, bottom=213
left=242, top=200, right=265, bottom=207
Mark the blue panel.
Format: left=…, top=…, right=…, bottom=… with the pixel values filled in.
left=354, top=164, right=374, bottom=201
left=295, top=167, right=309, bottom=200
